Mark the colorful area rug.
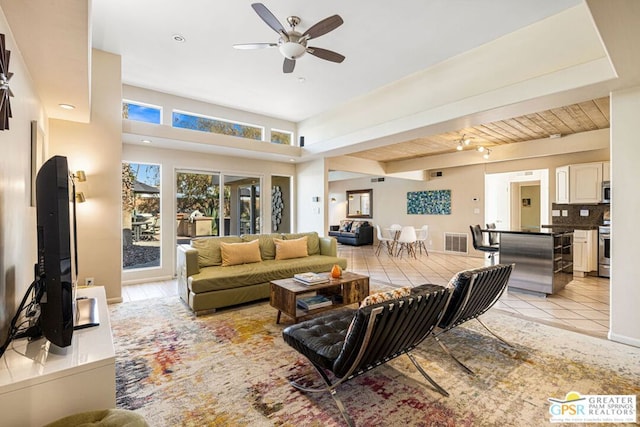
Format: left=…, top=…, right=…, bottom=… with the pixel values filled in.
left=110, top=287, right=640, bottom=426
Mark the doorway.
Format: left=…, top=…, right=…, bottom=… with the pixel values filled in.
left=485, top=169, right=549, bottom=230
left=511, top=182, right=541, bottom=231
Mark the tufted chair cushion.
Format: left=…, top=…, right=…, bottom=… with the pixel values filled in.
left=282, top=308, right=356, bottom=370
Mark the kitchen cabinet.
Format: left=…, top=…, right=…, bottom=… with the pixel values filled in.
left=555, top=166, right=569, bottom=203
left=556, top=162, right=604, bottom=204
left=573, top=229, right=597, bottom=276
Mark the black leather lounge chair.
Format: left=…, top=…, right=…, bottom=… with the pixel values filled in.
left=434, top=263, right=514, bottom=374
left=282, top=285, right=452, bottom=427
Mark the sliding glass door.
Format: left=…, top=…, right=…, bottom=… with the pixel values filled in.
left=176, top=171, right=261, bottom=238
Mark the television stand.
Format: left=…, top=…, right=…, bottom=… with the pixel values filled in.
left=0, top=286, right=115, bottom=426
left=74, top=296, right=99, bottom=330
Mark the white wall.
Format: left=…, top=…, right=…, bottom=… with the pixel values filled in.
left=296, top=159, right=326, bottom=235
left=49, top=50, right=123, bottom=302
left=122, top=144, right=296, bottom=283
left=609, top=86, right=640, bottom=347
left=0, top=10, right=48, bottom=335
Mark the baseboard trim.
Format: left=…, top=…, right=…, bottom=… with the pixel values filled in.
left=608, top=331, right=640, bottom=348
left=107, top=296, right=124, bottom=304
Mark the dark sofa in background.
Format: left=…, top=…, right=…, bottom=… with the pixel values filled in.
left=329, top=220, right=374, bottom=246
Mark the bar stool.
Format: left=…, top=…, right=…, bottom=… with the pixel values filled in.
left=470, top=224, right=499, bottom=265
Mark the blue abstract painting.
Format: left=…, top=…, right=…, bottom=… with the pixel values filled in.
left=407, top=190, right=451, bottom=215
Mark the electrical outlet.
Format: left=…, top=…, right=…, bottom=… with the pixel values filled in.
left=85, top=277, right=94, bottom=286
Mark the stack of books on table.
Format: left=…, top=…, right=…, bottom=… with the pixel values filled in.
left=297, top=295, right=333, bottom=311
left=293, top=272, right=329, bottom=285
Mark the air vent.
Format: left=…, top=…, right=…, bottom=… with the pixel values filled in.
left=429, top=171, right=443, bottom=178
left=370, top=177, right=385, bottom=182
left=444, top=232, right=468, bottom=254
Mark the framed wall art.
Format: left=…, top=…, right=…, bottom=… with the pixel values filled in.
left=407, top=190, right=451, bottom=215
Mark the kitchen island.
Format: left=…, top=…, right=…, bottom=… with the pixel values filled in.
left=495, top=229, right=573, bottom=296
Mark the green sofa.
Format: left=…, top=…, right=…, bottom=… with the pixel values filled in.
left=177, top=232, right=347, bottom=315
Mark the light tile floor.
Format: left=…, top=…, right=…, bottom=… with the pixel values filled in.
left=121, top=244, right=610, bottom=338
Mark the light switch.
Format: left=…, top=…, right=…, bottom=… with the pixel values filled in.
left=580, top=209, right=589, bottom=217
left=552, top=210, right=560, bottom=217
left=562, top=210, right=569, bottom=217
left=473, top=208, right=480, bottom=214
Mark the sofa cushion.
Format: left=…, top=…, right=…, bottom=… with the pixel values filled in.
left=274, top=236, right=309, bottom=260
left=220, top=239, right=262, bottom=266
left=191, top=236, right=243, bottom=267
left=360, top=286, right=412, bottom=307
left=283, top=232, right=320, bottom=255
left=188, top=255, right=348, bottom=294
left=241, top=233, right=282, bottom=260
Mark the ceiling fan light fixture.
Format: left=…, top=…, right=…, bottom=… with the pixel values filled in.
left=279, top=41, right=306, bottom=60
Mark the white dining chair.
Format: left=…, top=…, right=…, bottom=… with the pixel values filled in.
left=387, top=224, right=402, bottom=253
left=396, top=226, right=417, bottom=259
left=375, top=225, right=394, bottom=256
left=415, top=225, right=429, bottom=256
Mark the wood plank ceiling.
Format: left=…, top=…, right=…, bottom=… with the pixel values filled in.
left=349, top=97, right=610, bottom=162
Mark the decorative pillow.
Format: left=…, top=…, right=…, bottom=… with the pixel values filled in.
left=283, top=232, right=320, bottom=255
left=350, top=221, right=368, bottom=232
left=360, top=286, right=412, bottom=307
left=220, top=239, right=262, bottom=266
left=446, top=271, right=463, bottom=289
left=241, top=233, right=282, bottom=260
left=191, top=236, right=243, bottom=267
left=339, top=220, right=353, bottom=232
left=274, top=236, right=308, bottom=260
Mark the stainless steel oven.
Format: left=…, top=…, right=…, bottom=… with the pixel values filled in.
left=599, top=225, right=610, bottom=278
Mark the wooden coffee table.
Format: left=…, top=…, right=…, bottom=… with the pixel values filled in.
left=270, top=271, right=370, bottom=324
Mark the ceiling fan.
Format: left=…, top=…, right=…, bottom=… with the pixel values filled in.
left=234, top=3, right=345, bottom=73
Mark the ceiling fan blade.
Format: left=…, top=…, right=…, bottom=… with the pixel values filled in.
left=233, top=43, right=278, bottom=50
left=283, top=58, right=295, bottom=73
left=251, top=3, right=288, bottom=40
left=0, top=34, right=6, bottom=76
left=302, top=15, right=343, bottom=40
left=307, top=47, right=345, bottom=63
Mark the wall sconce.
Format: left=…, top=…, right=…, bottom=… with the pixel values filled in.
left=72, top=170, right=87, bottom=182
left=331, top=197, right=336, bottom=203
left=75, top=192, right=86, bottom=203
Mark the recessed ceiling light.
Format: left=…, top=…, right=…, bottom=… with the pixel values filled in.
left=172, top=34, right=186, bottom=43
left=142, top=139, right=152, bottom=144
left=289, top=158, right=295, bottom=162
left=59, top=103, right=75, bottom=110
left=297, top=77, right=306, bottom=83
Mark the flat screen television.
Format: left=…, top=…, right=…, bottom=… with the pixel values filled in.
left=35, top=155, right=75, bottom=348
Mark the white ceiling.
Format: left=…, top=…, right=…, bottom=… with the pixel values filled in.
left=91, top=0, right=582, bottom=123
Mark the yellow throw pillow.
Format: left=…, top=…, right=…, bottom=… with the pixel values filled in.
left=274, top=236, right=308, bottom=260
left=220, top=239, right=262, bottom=266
